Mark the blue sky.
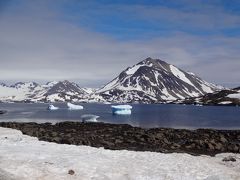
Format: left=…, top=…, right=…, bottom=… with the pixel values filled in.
left=62, top=0, right=240, bottom=39
left=0, top=0, right=239, bottom=87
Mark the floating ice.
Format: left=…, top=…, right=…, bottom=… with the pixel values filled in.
left=47, top=104, right=59, bottom=110
left=81, top=114, right=99, bottom=122
left=67, top=102, right=83, bottom=110
left=111, top=105, right=132, bottom=115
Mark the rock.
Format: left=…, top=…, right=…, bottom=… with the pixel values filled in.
left=185, top=143, right=196, bottom=149
left=207, top=143, right=215, bottom=151
left=68, top=169, right=75, bottom=175
left=52, top=137, right=61, bottom=143
left=222, top=156, right=236, bottom=162
left=214, top=143, right=223, bottom=151
left=50, top=131, right=58, bottom=137
left=219, top=136, right=228, bottom=143
left=227, top=144, right=239, bottom=152
left=114, top=139, right=123, bottom=144
left=163, top=138, right=170, bottom=145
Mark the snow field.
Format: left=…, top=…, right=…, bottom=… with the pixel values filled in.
left=0, top=127, right=239, bottom=180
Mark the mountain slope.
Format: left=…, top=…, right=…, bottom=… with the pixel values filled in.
left=96, top=57, right=221, bottom=103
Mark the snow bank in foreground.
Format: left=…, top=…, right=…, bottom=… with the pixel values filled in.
left=0, top=127, right=239, bottom=180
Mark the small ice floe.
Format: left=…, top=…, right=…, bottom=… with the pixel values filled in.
left=47, top=104, right=59, bottom=110
left=81, top=114, right=99, bottom=122
left=111, top=105, right=132, bottom=115
left=67, top=102, right=83, bottom=110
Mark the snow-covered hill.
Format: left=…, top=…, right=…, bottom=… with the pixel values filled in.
left=95, top=58, right=221, bottom=103
left=0, top=80, right=88, bottom=103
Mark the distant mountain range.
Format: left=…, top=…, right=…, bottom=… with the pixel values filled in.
left=0, top=81, right=90, bottom=103
left=0, top=57, right=236, bottom=104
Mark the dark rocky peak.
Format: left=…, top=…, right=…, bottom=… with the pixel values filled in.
left=119, top=57, right=170, bottom=81
left=138, top=57, right=169, bottom=69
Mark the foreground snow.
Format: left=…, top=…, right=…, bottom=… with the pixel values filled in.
left=0, top=127, right=239, bottom=180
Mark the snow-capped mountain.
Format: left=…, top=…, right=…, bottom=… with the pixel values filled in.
left=0, top=80, right=87, bottom=102
left=34, top=80, right=88, bottom=102
left=0, top=58, right=222, bottom=103
left=95, top=58, right=221, bottom=103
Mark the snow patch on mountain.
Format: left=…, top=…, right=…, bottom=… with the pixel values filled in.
left=170, top=65, right=195, bottom=87
left=227, top=93, right=240, bottom=99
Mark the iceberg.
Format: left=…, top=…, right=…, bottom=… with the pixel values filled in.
left=67, top=102, right=83, bottom=110
left=111, top=105, right=132, bottom=115
left=81, top=114, right=99, bottom=122
left=47, top=104, right=59, bottom=110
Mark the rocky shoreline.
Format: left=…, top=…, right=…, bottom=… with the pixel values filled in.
left=0, top=121, right=239, bottom=156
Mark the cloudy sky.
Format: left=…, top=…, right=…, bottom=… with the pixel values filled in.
left=0, top=0, right=239, bottom=87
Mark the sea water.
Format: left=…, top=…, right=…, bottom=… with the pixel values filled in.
left=0, top=103, right=239, bottom=129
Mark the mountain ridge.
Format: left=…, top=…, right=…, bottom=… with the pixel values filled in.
left=0, top=58, right=224, bottom=103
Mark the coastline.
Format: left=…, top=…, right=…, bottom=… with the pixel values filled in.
left=0, top=121, right=239, bottom=156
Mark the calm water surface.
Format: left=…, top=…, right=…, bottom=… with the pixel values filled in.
left=0, top=103, right=239, bottom=129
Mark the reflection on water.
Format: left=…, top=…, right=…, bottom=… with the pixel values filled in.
left=0, top=103, right=239, bottom=129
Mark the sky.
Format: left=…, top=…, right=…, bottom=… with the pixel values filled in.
left=0, top=0, right=239, bottom=88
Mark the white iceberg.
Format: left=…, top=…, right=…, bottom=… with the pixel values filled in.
left=111, top=105, right=132, bottom=115
left=67, top=102, right=83, bottom=110
left=81, top=114, right=99, bottom=122
left=47, top=104, right=59, bottom=110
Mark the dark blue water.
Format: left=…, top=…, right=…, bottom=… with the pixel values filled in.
left=0, top=103, right=239, bottom=129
